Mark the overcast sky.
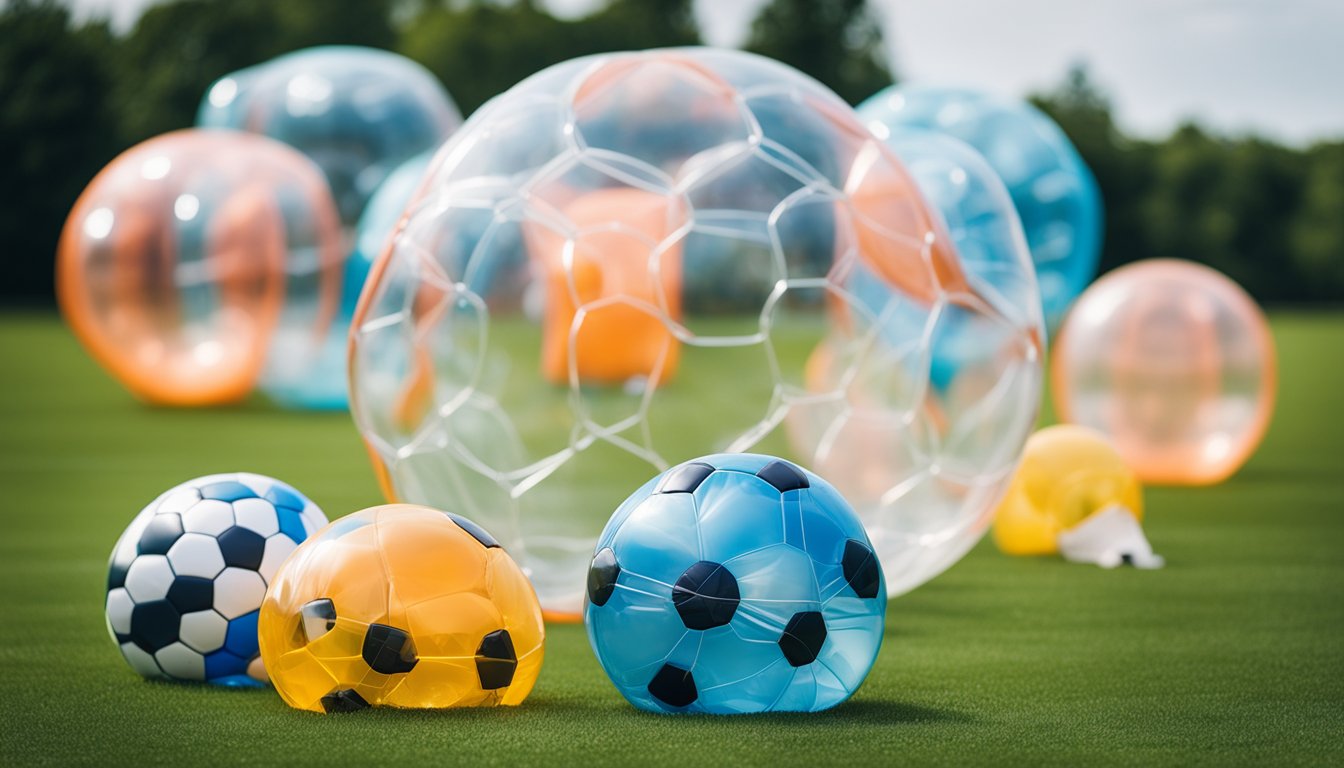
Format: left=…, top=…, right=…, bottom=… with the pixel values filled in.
left=62, top=0, right=1344, bottom=145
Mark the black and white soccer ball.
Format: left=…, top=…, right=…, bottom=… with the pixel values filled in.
left=104, top=473, right=327, bottom=686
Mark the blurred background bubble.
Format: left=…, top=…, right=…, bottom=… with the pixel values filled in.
left=7, top=0, right=1339, bottom=317
left=196, top=46, right=461, bottom=409
left=858, top=86, right=1103, bottom=329
left=1052, top=259, right=1277, bottom=485
left=197, top=46, right=459, bottom=228
left=56, top=129, right=343, bottom=407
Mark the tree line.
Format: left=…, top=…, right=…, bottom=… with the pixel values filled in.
left=2, top=0, right=1339, bottom=305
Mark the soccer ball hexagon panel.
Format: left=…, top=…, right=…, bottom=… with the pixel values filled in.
left=584, top=454, right=886, bottom=714
left=258, top=504, right=545, bottom=713
left=105, top=473, right=328, bottom=686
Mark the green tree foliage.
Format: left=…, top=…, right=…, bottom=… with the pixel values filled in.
left=114, top=0, right=281, bottom=143
left=273, top=0, right=397, bottom=51
left=115, top=0, right=397, bottom=144
left=1289, top=143, right=1344, bottom=300
left=0, top=0, right=1340, bottom=304
left=399, top=0, right=699, bottom=116
left=399, top=1, right=570, bottom=117
left=582, top=0, right=699, bottom=52
left=1032, top=66, right=1157, bottom=279
left=1036, top=65, right=1344, bottom=305
left=744, top=0, right=892, bottom=105
left=0, top=0, right=121, bottom=304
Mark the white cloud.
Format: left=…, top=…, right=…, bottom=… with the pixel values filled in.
left=876, top=0, right=1344, bottom=144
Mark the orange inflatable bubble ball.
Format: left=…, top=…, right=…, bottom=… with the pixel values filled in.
left=57, top=129, right=344, bottom=407
left=1052, top=259, right=1276, bottom=485
left=258, top=505, right=544, bottom=713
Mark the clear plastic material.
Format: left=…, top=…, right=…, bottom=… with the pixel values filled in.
left=199, top=46, right=462, bottom=408
left=840, top=131, right=1043, bottom=390
left=584, top=454, right=885, bottom=714
left=199, top=46, right=461, bottom=226
left=58, top=130, right=343, bottom=407
left=349, top=49, right=1044, bottom=617
left=348, top=152, right=434, bottom=320
left=858, top=85, right=1103, bottom=328
left=258, top=504, right=545, bottom=713
left=1052, top=259, right=1277, bottom=485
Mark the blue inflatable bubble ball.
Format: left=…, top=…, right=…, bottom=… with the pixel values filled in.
left=858, top=85, right=1103, bottom=329
left=584, top=454, right=886, bottom=714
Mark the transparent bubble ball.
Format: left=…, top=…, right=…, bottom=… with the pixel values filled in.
left=350, top=151, right=434, bottom=309
left=844, top=131, right=1043, bottom=391
left=198, top=46, right=462, bottom=227
left=1053, top=259, right=1276, bottom=485
left=858, top=85, right=1103, bottom=328
left=58, top=129, right=344, bottom=407
left=198, top=47, right=462, bottom=409
left=349, top=49, right=1045, bottom=616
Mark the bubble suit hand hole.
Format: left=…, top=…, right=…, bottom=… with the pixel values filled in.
left=349, top=49, right=1046, bottom=617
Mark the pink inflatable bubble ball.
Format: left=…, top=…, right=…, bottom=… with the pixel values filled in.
left=1052, top=259, right=1276, bottom=485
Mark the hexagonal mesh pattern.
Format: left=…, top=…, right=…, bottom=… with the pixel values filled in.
left=349, top=49, right=1043, bottom=615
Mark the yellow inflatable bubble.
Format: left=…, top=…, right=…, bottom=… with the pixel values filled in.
left=258, top=504, right=544, bottom=713
left=993, top=425, right=1161, bottom=568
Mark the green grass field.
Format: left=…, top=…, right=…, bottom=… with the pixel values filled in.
left=1, top=312, right=1341, bottom=767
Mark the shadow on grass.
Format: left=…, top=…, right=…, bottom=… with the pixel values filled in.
left=1214, top=462, right=1341, bottom=486
left=745, top=697, right=973, bottom=726
left=132, top=395, right=355, bottom=419
left=255, top=693, right=972, bottom=729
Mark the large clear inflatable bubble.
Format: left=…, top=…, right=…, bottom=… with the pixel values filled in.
left=348, top=152, right=434, bottom=319
left=199, top=46, right=461, bottom=226
left=349, top=49, right=1044, bottom=616
left=843, top=131, right=1042, bottom=391
left=1053, top=259, right=1276, bottom=485
left=199, top=46, right=462, bottom=408
left=858, top=85, right=1103, bottom=328
left=58, top=129, right=344, bottom=407
left=795, top=129, right=1044, bottom=589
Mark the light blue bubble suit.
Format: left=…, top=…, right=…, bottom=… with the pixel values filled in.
left=849, top=131, right=1043, bottom=390
left=858, top=85, right=1103, bottom=330
left=198, top=46, right=461, bottom=409
left=585, top=454, right=887, bottom=714
left=349, top=151, right=434, bottom=311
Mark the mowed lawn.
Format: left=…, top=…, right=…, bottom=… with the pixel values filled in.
left=0, top=312, right=1340, bottom=767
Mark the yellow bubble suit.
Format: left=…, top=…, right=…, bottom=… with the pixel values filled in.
left=993, top=425, right=1143, bottom=556
left=258, top=504, right=544, bottom=713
